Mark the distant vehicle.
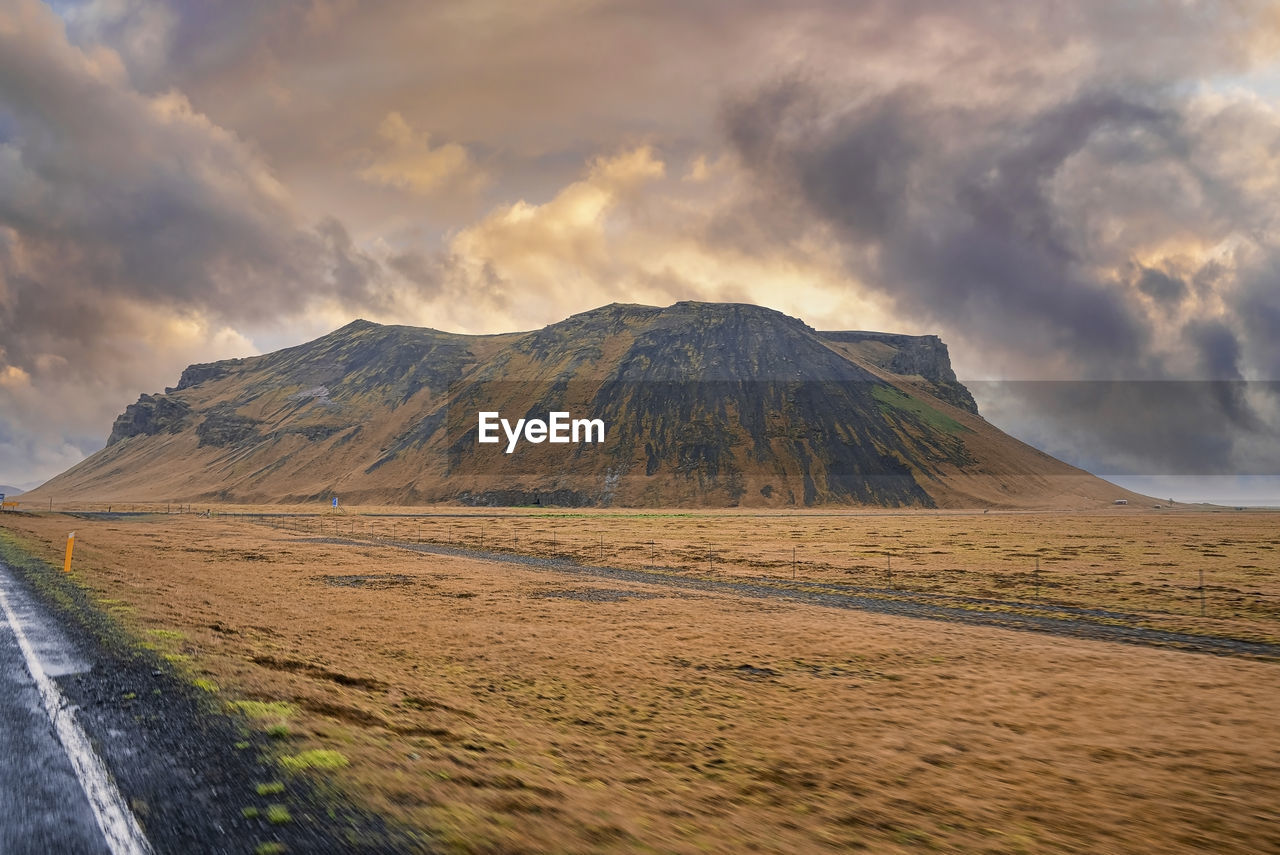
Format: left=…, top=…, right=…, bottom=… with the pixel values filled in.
left=1113, top=499, right=1128, bottom=505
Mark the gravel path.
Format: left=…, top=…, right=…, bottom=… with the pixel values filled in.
left=304, top=536, right=1280, bottom=661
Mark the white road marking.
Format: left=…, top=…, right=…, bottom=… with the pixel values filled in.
left=0, top=581, right=153, bottom=855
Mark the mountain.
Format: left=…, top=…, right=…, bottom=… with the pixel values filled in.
left=0, top=486, right=24, bottom=498
left=27, top=302, right=1145, bottom=508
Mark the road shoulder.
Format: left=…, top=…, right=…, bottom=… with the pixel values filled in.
left=0, top=524, right=423, bottom=855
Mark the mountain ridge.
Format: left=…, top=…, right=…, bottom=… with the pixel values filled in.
left=30, top=302, right=1146, bottom=508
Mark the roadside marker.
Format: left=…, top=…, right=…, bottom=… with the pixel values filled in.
left=64, top=531, right=76, bottom=574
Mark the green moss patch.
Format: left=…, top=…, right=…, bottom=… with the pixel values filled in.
left=872, top=385, right=971, bottom=435
left=280, top=749, right=349, bottom=773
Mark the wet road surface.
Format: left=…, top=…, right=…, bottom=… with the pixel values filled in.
left=0, top=561, right=148, bottom=855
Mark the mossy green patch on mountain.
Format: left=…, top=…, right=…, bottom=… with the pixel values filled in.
left=872, top=385, right=972, bottom=436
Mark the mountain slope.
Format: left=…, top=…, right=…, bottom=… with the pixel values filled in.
left=29, top=303, right=1145, bottom=508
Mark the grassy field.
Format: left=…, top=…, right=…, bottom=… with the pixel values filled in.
left=2, top=508, right=1279, bottom=853
left=223, top=504, right=1277, bottom=643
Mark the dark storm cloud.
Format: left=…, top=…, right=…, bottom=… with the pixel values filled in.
left=726, top=86, right=1170, bottom=371
left=0, top=80, right=380, bottom=333
left=1135, top=266, right=1188, bottom=304
left=0, top=0, right=399, bottom=484
left=1182, top=318, right=1260, bottom=435
left=972, top=381, right=1278, bottom=477
left=722, top=5, right=1280, bottom=478
left=0, top=0, right=399, bottom=355
left=386, top=251, right=445, bottom=296
left=1186, top=319, right=1244, bottom=381
left=1238, top=258, right=1280, bottom=378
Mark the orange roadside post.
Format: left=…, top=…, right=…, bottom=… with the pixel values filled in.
left=63, top=531, right=75, bottom=573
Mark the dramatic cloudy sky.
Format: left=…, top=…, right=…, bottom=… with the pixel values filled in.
left=2, top=0, right=1279, bottom=501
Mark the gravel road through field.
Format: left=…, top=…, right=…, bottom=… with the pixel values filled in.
left=324, top=537, right=1280, bottom=660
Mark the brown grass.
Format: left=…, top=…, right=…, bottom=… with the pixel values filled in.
left=278, top=505, right=1280, bottom=642
left=3, top=508, right=1279, bottom=853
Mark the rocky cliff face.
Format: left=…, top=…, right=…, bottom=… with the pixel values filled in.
left=175, top=361, right=240, bottom=391
left=818, top=331, right=979, bottom=414
left=107, top=394, right=193, bottom=446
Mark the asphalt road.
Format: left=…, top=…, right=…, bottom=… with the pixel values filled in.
left=0, top=562, right=150, bottom=855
